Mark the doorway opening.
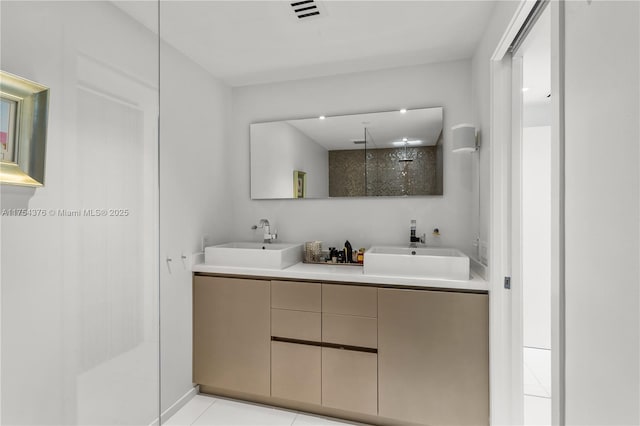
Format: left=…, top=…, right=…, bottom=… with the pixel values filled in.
left=516, top=5, right=553, bottom=424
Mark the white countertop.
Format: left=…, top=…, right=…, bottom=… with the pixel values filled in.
left=192, top=261, right=489, bottom=292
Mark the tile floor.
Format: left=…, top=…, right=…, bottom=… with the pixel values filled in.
left=165, top=395, right=361, bottom=426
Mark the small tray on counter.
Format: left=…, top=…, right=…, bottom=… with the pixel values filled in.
left=302, top=260, right=363, bottom=267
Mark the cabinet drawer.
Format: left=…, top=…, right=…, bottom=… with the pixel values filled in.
left=322, top=347, right=377, bottom=415
left=272, top=281, right=321, bottom=312
left=322, top=284, right=377, bottom=317
left=271, top=341, right=321, bottom=405
left=322, top=313, right=377, bottom=349
left=272, top=309, right=321, bottom=341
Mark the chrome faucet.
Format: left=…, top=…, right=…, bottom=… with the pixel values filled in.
left=409, top=219, right=426, bottom=248
left=252, top=218, right=278, bottom=243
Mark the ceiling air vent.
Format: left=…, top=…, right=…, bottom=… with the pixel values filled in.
left=291, top=0, right=320, bottom=19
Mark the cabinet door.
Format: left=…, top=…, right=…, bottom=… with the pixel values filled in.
left=193, top=276, right=270, bottom=396
left=271, top=341, right=321, bottom=405
left=322, top=348, right=377, bottom=415
left=378, top=288, right=489, bottom=426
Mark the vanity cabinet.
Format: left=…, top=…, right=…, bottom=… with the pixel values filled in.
left=322, top=284, right=378, bottom=349
left=269, top=281, right=378, bottom=415
left=270, top=280, right=323, bottom=404
left=378, top=288, right=489, bottom=426
left=193, top=276, right=271, bottom=396
left=321, top=284, right=378, bottom=415
left=193, top=273, right=488, bottom=426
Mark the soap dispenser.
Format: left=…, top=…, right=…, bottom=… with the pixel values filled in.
left=344, top=240, right=353, bottom=263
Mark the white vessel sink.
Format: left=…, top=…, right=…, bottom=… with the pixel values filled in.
left=204, top=242, right=303, bottom=269
left=364, top=246, right=470, bottom=280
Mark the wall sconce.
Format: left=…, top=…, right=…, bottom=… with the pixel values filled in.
left=451, top=124, right=479, bottom=153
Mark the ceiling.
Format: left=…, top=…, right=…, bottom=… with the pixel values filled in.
left=285, top=107, right=443, bottom=150
left=115, top=1, right=497, bottom=87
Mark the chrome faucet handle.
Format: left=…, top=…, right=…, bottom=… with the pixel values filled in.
left=410, top=233, right=427, bottom=247
left=253, top=218, right=271, bottom=231
left=263, top=228, right=277, bottom=243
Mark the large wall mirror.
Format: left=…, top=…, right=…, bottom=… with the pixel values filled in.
left=250, top=107, right=443, bottom=199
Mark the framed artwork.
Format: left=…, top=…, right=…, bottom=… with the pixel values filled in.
left=0, top=70, right=49, bottom=186
left=293, top=170, right=306, bottom=198
left=0, top=98, right=17, bottom=163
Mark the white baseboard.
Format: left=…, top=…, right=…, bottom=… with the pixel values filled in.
left=149, top=385, right=200, bottom=426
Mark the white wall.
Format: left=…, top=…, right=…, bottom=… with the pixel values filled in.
left=472, top=1, right=521, bottom=267
left=0, top=1, right=233, bottom=423
left=159, top=39, right=233, bottom=411
left=1, top=2, right=159, bottom=424
left=231, top=60, right=474, bottom=252
left=250, top=122, right=328, bottom=199
left=564, top=1, right=639, bottom=424
left=522, top=126, right=551, bottom=350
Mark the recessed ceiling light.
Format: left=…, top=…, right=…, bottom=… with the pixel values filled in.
left=402, top=138, right=408, bottom=142
left=400, top=109, right=407, bottom=114
left=319, top=115, right=326, bottom=120
left=522, top=87, right=530, bottom=92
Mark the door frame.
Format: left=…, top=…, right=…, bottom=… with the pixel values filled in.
left=488, top=1, right=565, bottom=424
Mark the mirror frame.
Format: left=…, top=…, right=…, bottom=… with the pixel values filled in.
left=0, top=70, right=49, bottom=187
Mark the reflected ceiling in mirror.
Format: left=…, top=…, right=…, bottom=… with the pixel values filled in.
left=250, top=107, right=443, bottom=199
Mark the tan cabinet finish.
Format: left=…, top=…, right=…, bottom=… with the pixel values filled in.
left=322, top=284, right=377, bottom=317
left=271, top=341, right=321, bottom=405
left=272, top=280, right=321, bottom=312
left=194, top=274, right=489, bottom=426
left=193, top=276, right=271, bottom=396
left=272, top=308, right=321, bottom=341
left=322, top=347, right=378, bottom=416
left=322, top=313, right=377, bottom=348
left=378, top=288, right=490, bottom=426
